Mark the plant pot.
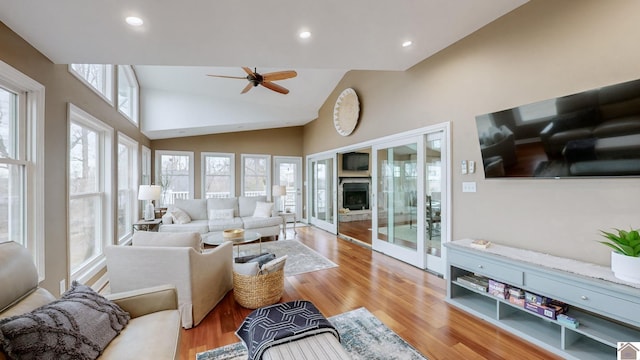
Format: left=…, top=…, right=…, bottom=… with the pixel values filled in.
left=611, top=251, right=640, bottom=283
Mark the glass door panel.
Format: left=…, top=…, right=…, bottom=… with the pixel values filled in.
left=372, top=137, right=424, bottom=267
left=308, top=156, right=336, bottom=233
left=274, top=156, right=302, bottom=220
left=425, top=130, right=445, bottom=274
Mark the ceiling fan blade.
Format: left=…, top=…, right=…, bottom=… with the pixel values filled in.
left=262, top=70, right=297, bottom=81
left=242, top=67, right=254, bottom=76
left=207, top=74, right=247, bottom=80
left=240, top=82, right=254, bottom=94
left=261, top=81, right=290, bottom=95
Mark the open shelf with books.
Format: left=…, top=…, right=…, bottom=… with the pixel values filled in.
left=445, top=239, right=640, bottom=360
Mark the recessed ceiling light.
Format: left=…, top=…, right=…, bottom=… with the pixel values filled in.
left=402, top=40, right=413, bottom=48
left=126, top=16, right=144, bottom=27
left=299, top=31, right=311, bottom=39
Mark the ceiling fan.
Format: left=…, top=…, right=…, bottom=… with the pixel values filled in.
left=207, top=67, right=297, bottom=95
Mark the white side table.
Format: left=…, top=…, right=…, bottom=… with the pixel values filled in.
left=277, top=212, right=296, bottom=239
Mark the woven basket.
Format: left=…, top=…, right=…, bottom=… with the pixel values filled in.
left=233, top=268, right=285, bottom=309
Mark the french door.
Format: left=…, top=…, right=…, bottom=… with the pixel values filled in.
left=273, top=156, right=302, bottom=220
left=372, top=137, right=424, bottom=267
left=372, top=128, right=447, bottom=274
left=308, top=155, right=336, bottom=233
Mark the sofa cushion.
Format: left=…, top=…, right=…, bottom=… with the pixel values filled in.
left=208, top=198, right=239, bottom=217
left=593, top=116, right=640, bottom=138
left=170, top=207, right=192, bottom=224
left=133, top=232, right=203, bottom=252
left=99, top=309, right=180, bottom=360
left=242, top=216, right=282, bottom=230
left=253, top=201, right=274, bottom=218
left=173, top=199, right=208, bottom=220
left=0, top=281, right=130, bottom=360
left=208, top=217, right=244, bottom=232
left=209, top=208, right=234, bottom=220
left=239, top=196, right=267, bottom=217
left=159, top=220, right=210, bottom=234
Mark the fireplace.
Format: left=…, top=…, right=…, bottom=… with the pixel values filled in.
left=340, top=178, right=371, bottom=211
left=343, top=183, right=369, bottom=210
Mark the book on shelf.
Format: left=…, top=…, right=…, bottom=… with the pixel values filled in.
left=470, top=239, right=491, bottom=249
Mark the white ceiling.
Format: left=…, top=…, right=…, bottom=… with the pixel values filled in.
left=0, top=0, right=527, bottom=139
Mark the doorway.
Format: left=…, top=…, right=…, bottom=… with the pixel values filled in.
left=273, top=156, right=302, bottom=221
left=337, top=147, right=373, bottom=245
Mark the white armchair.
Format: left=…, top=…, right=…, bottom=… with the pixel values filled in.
left=105, top=232, right=233, bottom=329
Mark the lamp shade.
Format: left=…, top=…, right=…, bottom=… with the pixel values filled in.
left=272, top=185, right=286, bottom=197
left=138, top=185, right=161, bottom=201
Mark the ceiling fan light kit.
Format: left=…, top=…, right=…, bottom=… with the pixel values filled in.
left=207, top=67, right=297, bottom=95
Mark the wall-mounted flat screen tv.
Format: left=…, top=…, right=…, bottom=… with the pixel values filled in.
left=475, top=78, right=640, bottom=178
left=342, top=152, right=369, bottom=171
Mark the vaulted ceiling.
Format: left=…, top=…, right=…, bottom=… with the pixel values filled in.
left=0, top=0, right=527, bottom=139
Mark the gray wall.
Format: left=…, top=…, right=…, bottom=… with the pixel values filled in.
left=304, top=0, right=640, bottom=265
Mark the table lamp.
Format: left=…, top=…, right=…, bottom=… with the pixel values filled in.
left=272, top=185, right=287, bottom=213
left=138, top=185, right=161, bottom=220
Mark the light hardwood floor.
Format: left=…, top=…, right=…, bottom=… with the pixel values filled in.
left=179, top=226, right=560, bottom=360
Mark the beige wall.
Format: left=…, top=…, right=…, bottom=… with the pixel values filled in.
left=303, top=0, right=640, bottom=265
left=151, top=127, right=304, bottom=198
left=0, top=23, right=151, bottom=294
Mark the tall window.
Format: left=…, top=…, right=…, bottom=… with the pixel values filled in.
left=241, top=154, right=270, bottom=197
left=69, top=64, right=114, bottom=104
left=156, top=150, right=194, bottom=206
left=117, top=65, right=139, bottom=125
left=141, top=146, right=151, bottom=185
left=117, top=133, right=138, bottom=244
left=69, top=104, right=113, bottom=281
left=0, top=61, right=45, bottom=277
left=202, top=153, right=235, bottom=198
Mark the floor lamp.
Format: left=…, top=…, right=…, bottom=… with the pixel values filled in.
left=139, top=185, right=161, bottom=221
left=272, top=185, right=287, bottom=213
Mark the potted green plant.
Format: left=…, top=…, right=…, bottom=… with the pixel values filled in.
left=599, top=228, right=640, bottom=283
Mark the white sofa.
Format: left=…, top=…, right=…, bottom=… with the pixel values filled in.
left=105, top=232, right=233, bottom=329
left=159, top=196, right=282, bottom=239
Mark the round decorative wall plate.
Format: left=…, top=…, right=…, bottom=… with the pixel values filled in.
left=333, top=88, right=360, bottom=136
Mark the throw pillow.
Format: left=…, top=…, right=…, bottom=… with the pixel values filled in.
left=162, top=213, right=173, bottom=224
left=208, top=208, right=234, bottom=220
left=170, top=207, right=191, bottom=224
left=260, top=255, right=287, bottom=275
left=233, top=262, right=260, bottom=276
left=252, top=201, right=273, bottom=218
left=0, top=281, right=130, bottom=360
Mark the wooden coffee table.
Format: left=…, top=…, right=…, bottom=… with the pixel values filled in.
left=203, top=230, right=262, bottom=257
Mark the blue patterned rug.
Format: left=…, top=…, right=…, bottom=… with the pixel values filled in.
left=196, top=307, right=428, bottom=360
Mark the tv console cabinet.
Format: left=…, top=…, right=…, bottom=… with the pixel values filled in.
left=444, top=239, right=640, bottom=360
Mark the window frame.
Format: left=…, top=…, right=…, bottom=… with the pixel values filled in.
left=0, top=60, right=45, bottom=280
left=141, top=145, right=151, bottom=186
left=117, top=65, right=139, bottom=126
left=69, top=64, right=114, bottom=105
left=68, top=103, right=113, bottom=284
left=201, top=152, right=235, bottom=198
left=241, top=154, right=271, bottom=197
left=155, top=150, right=194, bottom=206
left=117, top=132, right=138, bottom=245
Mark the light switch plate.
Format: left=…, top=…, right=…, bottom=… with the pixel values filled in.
left=468, top=160, right=476, bottom=173
left=461, top=160, right=468, bottom=175
left=462, top=182, right=477, bottom=192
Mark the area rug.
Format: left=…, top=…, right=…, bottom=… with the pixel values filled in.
left=236, top=240, right=337, bottom=276
left=196, top=307, right=428, bottom=360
